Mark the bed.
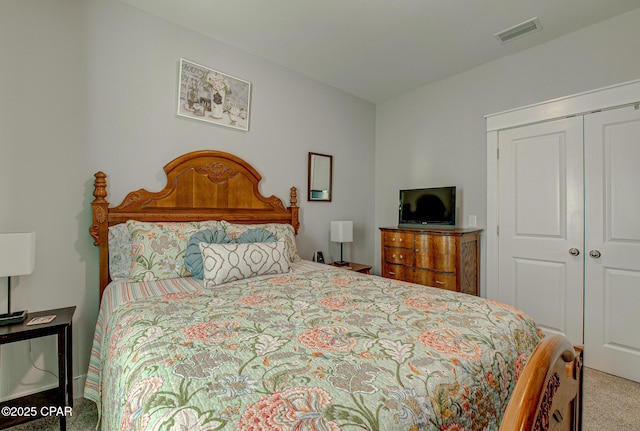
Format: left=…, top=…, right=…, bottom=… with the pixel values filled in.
left=86, top=150, right=582, bottom=431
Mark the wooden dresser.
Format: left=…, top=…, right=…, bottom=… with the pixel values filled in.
left=380, top=227, right=482, bottom=296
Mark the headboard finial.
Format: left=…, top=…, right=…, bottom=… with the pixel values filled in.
left=93, top=171, right=108, bottom=203
left=290, top=187, right=300, bottom=233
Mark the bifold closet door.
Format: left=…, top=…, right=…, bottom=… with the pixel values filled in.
left=584, top=106, right=640, bottom=383
left=497, top=116, right=584, bottom=344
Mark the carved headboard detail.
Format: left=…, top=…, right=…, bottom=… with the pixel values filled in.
left=90, top=150, right=299, bottom=297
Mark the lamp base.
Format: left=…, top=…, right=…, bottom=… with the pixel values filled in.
left=333, top=260, right=350, bottom=266
left=0, top=310, right=27, bottom=326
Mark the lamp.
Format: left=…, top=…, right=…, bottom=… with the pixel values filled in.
left=330, top=221, right=353, bottom=266
left=0, top=232, right=36, bottom=325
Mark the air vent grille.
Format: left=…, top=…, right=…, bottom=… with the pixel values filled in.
left=495, top=17, right=542, bottom=43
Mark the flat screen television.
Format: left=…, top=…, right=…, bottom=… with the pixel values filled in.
left=398, top=186, right=457, bottom=228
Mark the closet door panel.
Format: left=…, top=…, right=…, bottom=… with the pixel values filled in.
left=498, top=117, right=584, bottom=343
left=585, top=106, right=640, bottom=383
left=603, top=269, right=640, bottom=349
left=512, top=258, right=567, bottom=334
left=512, top=136, right=563, bottom=236
left=608, top=127, right=640, bottom=241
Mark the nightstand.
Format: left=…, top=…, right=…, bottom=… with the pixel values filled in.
left=331, top=262, right=372, bottom=274
left=0, top=306, right=75, bottom=431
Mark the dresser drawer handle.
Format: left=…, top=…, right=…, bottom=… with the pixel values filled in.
left=399, top=255, right=403, bottom=259
left=435, top=280, right=445, bottom=285
left=388, top=271, right=396, bottom=275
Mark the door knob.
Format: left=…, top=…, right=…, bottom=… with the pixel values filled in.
left=589, top=250, right=601, bottom=258
left=569, top=248, right=580, bottom=256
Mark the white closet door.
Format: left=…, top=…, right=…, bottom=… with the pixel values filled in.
left=584, top=106, right=640, bottom=383
left=498, top=117, right=584, bottom=343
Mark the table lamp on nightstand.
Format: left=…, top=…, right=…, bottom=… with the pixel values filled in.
left=0, top=232, right=36, bottom=326
left=330, top=221, right=353, bottom=266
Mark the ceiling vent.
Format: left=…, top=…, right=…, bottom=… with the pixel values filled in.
left=495, top=17, right=542, bottom=43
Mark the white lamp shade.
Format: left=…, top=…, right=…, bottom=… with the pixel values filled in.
left=330, top=221, right=353, bottom=243
left=0, top=232, right=36, bottom=277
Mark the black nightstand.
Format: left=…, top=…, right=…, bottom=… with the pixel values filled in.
left=0, top=306, right=75, bottom=431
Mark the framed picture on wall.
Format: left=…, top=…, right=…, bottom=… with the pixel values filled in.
left=177, top=58, right=251, bottom=131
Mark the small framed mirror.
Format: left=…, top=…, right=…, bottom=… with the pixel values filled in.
left=308, top=152, right=332, bottom=201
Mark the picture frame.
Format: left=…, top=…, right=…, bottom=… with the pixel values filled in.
left=177, top=58, right=251, bottom=131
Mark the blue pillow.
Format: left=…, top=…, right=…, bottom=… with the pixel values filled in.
left=185, top=229, right=233, bottom=279
left=236, top=228, right=276, bottom=244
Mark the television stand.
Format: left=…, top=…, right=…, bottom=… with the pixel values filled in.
left=380, top=227, right=482, bottom=295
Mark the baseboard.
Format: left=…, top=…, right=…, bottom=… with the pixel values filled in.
left=0, top=374, right=87, bottom=403
left=74, top=373, right=87, bottom=399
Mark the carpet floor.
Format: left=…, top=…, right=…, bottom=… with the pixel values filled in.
left=3, top=367, right=639, bottom=430
left=582, top=367, right=640, bottom=430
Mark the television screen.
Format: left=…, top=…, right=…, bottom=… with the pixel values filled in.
left=399, top=187, right=456, bottom=227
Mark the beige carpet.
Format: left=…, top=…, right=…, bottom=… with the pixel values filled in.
left=4, top=367, right=639, bottom=430
left=583, top=367, right=640, bottom=430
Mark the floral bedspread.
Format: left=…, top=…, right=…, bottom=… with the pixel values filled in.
left=92, top=268, right=541, bottom=430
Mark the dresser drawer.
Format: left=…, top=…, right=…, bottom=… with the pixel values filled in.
left=382, top=231, right=413, bottom=249
left=382, top=263, right=413, bottom=281
left=413, top=269, right=457, bottom=291
left=383, top=246, right=414, bottom=266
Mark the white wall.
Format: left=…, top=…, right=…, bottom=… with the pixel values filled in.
left=0, top=0, right=374, bottom=400
left=0, top=0, right=92, bottom=401
left=375, top=8, right=640, bottom=295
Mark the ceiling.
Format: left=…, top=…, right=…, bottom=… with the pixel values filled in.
left=121, top=0, right=640, bottom=103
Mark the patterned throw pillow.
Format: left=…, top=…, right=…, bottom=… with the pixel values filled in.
left=108, top=224, right=132, bottom=280
left=199, top=240, right=290, bottom=287
left=223, top=222, right=300, bottom=262
left=126, top=220, right=224, bottom=282
left=185, top=229, right=234, bottom=280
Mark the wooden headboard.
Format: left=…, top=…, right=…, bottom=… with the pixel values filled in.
left=90, top=150, right=300, bottom=298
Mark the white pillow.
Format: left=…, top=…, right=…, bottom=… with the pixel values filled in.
left=199, top=240, right=290, bottom=286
